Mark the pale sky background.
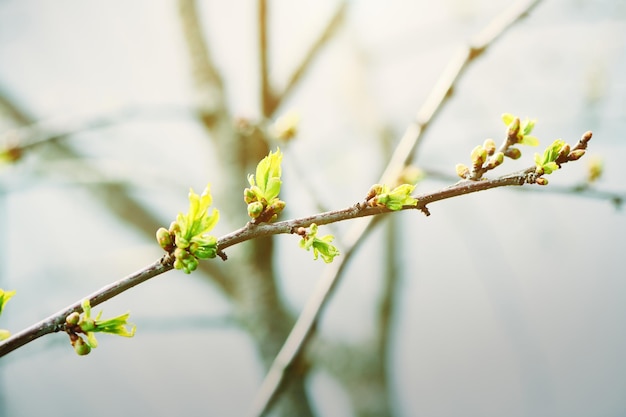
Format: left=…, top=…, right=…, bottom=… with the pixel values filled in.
left=1, top=1, right=625, bottom=416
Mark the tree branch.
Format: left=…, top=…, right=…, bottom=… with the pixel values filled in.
left=0, top=257, right=173, bottom=357
left=266, top=1, right=348, bottom=117
left=0, top=157, right=570, bottom=360
left=258, top=0, right=275, bottom=117
left=178, top=0, right=228, bottom=126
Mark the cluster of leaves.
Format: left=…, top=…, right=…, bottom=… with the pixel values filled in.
left=244, top=148, right=286, bottom=223
left=533, top=135, right=589, bottom=185
left=157, top=185, right=220, bottom=273
left=456, top=113, right=539, bottom=180
left=454, top=113, right=594, bottom=187
left=65, top=299, right=135, bottom=356
left=296, top=224, right=340, bottom=263
left=365, top=183, right=418, bottom=210
left=0, top=289, right=16, bottom=341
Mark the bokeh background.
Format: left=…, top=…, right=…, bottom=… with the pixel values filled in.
left=1, top=0, right=625, bottom=416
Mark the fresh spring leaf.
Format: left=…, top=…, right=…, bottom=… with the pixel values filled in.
left=520, top=135, right=539, bottom=147
left=78, top=300, right=136, bottom=350
left=245, top=148, right=285, bottom=222
left=157, top=185, right=219, bottom=274
left=0, top=289, right=16, bottom=316
left=0, top=289, right=15, bottom=341
left=299, top=223, right=340, bottom=263
left=252, top=148, right=283, bottom=201
left=521, top=118, right=536, bottom=136
left=501, top=113, right=515, bottom=126
left=370, top=184, right=418, bottom=211
left=534, top=139, right=566, bottom=175
left=502, top=113, right=539, bottom=146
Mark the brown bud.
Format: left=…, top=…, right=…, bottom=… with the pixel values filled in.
left=568, top=149, right=586, bottom=161
left=504, top=148, right=522, bottom=160
left=483, top=139, right=497, bottom=156
left=455, top=163, right=470, bottom=179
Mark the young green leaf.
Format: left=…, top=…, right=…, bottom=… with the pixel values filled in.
left=157, top=185, right=220, bottom=274
left=244, top=148, right=286, bottom=222
left=0, top=289, right=15, bottom=316
left=368, top=184, right=418, bottom=211
left=298, top=223, right=340, bottom=263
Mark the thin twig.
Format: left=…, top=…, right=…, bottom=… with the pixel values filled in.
left=0, top=105, right=192, bottom=155
left=258, top=0, right=275, bottom=117
left=0, top=257, right=173, bottom=358
left=178, top=0, right=228, bottom=124
left=246, top=1, right=542, bottom=415
left=0, top=162, right=556, bottom=359
left=422, top=168, right=625, bottom=207
left=267, top=1, right=348, bottom=117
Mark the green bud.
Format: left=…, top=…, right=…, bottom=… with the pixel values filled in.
left=486, top=152, right=504, bottom=169
left=156, top=228, right=173, bottom=250
left=174, top=247, right=192, bottom=263
left=471, top=145, right=487, bottom=167
left=267, top=199, right=286, bottom=215
left=365, top=184, right=384, bottom=201
left=483, top=139, right=496, bottom=156
left=173, top=258, right=184, bottom=271
left=168, top=221, right=180, bottom=234
left=79, top=318, right=96, bottom=333
left=66, top=312, right=80, bottom=326
left=73, top=337, right=91, bottom=356
left=507, top=117, right=521, bottom=140
left=247, top=201, right=264, bottom=218
left=504, top=148, right=521, bottom=160
left=455, top=163, right=470, bottom=179
left=536, top=177, right=548, bottom=186
left=244, top=188, right=256, bottom=204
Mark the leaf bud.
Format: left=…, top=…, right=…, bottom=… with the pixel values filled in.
left=455, top=163, right=470, bottom=179
left=568, top=149, right=586, bottom=161
left=557, top=143, right=571, bottom=160
left=244, top=188, right=256, bottom=204
left=156, top=228, right=174, bottom=251
left=504, top=148, right=522, bottom=160
left=471, top=145, right=487, bottom=167
left=73, top=337, right=91, bottom=356
left=535, top=177, right=549, bottom=186
left=247, top=201, right=264, bottom=218
left=267, top=199, right=286, bottom=215
left=66, top=312, right=80, bottom=326
left=483, top=138, right=496, bottom=156
left=507, top=117, right=521, bottom=141
left=365, top=184, right=383, bottom=201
